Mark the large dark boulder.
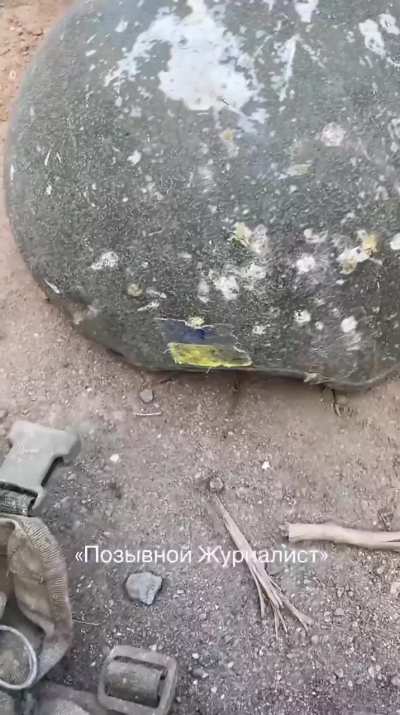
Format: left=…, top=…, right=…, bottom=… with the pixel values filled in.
left=5, top=0, right=400, bottom=388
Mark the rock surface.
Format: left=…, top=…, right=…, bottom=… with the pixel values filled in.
left=6, top=0, right=400, bottom=388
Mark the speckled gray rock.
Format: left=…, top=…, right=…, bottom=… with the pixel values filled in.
left=5, top=0, right=400, bottom=389
left=125, top=571, right=162, bottom=605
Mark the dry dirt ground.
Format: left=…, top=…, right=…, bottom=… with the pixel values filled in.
left=1, top=2, right=400, bottom=714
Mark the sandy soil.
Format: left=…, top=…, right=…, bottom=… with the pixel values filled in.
left=1, top=2, right=400, bottom=713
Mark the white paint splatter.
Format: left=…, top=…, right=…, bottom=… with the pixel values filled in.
left=91, top=251, right=119, bottom=271
left=146, top=287, right=167, bottom=299
left=197, top=277, right=210, bottom=303
left=232, top=223, right=269, bottom=256
left=252, top=324, right=266, bottom=336
left=337, top=245, right=369, bottom=273
left=390, top=234, right=400, bottom=250
left=294, top=0, right=319, bottom=24
left=341, top=316, right=357, bottom=333
left=137, top=300, right=160, bottom=312
left=304, top=228, right=327, bottom=244
left=379, top=13, right=400, bottom=36
left=321, top=123, right=346, bottom=147
left=115, top=19, right=128, bottom=33
left=358, top=19, right=400, bottom=66
left=296, top=254, right=316, bottom=274
left=213, top=274, right=239, bottom=301
left=105, top=0, right=267, bottom=131
left=128, top=150, right=142, bottom=165
left=295, top=309, right=311, bottom=325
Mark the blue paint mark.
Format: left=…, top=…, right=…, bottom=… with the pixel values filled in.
left=157, top=319, right=234, bottom=346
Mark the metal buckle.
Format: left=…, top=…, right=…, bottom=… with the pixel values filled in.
left=98, top=646, right=177, bottom=715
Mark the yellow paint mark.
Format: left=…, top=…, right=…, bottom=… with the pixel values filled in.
left=221, top=128, right=235, bottom=142
left=187, top=316, right=205, bottom=328
left=168, top=343, right=252, bottom=368
left=341, top=256, right=358, bottom=274
left=361, top=232, right=378, bottom=256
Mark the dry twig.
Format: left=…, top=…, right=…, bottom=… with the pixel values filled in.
left=288, top=522, right=400, bottom=553
left=213, top=496, right=312, bottom=634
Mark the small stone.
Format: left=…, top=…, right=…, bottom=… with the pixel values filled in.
left=125, top=572, right=162, bottom=605
left=192, top=667, right=208, bottom=680
left=335, top=668, right=344, bottom=679
left=127, top=283, right=143, bottom=298
left=110, top=453, right=120, bottom=463
left=191, top=653, right=200, bottom=660
left=139, top=387, right=154, bottom=404
left=391, top=676, right=400, bottom=688
left=0, top=409, right=8, bottom=422
left=208, top=475, right=224, bottom=493
left=310, top=634, right=320, bottom=645
left=334, top=608, right=345, bottom=617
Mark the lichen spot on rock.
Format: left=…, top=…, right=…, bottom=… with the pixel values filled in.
left=390, top=234, right=400, bottom=251
left=341, top=316, right=358, bottom=333
left=91, top=251, right=119, bottom=271
left=295, top=309, right=311, bottom=325
left=321, top=123, right=346, bottom=147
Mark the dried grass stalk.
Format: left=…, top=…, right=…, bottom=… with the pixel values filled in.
left=213, top=497, right=312, bottom=634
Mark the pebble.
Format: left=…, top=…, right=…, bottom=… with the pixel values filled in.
left=192, top=667, right=209, bottom=680
left=127, top=283, right=143, bottom=298
left=0, top=409, right=8, bottom=422
left=310, top=634, right=320, bottom=645
left=125, top=572, right=162, bottom=606
left=392, top=676, right=400, bottom=688
left=208, top=475, right=224, bottom=493
left=335, top=668, right=344, bottom=679
left=139, top=387, right=154, bottom=404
